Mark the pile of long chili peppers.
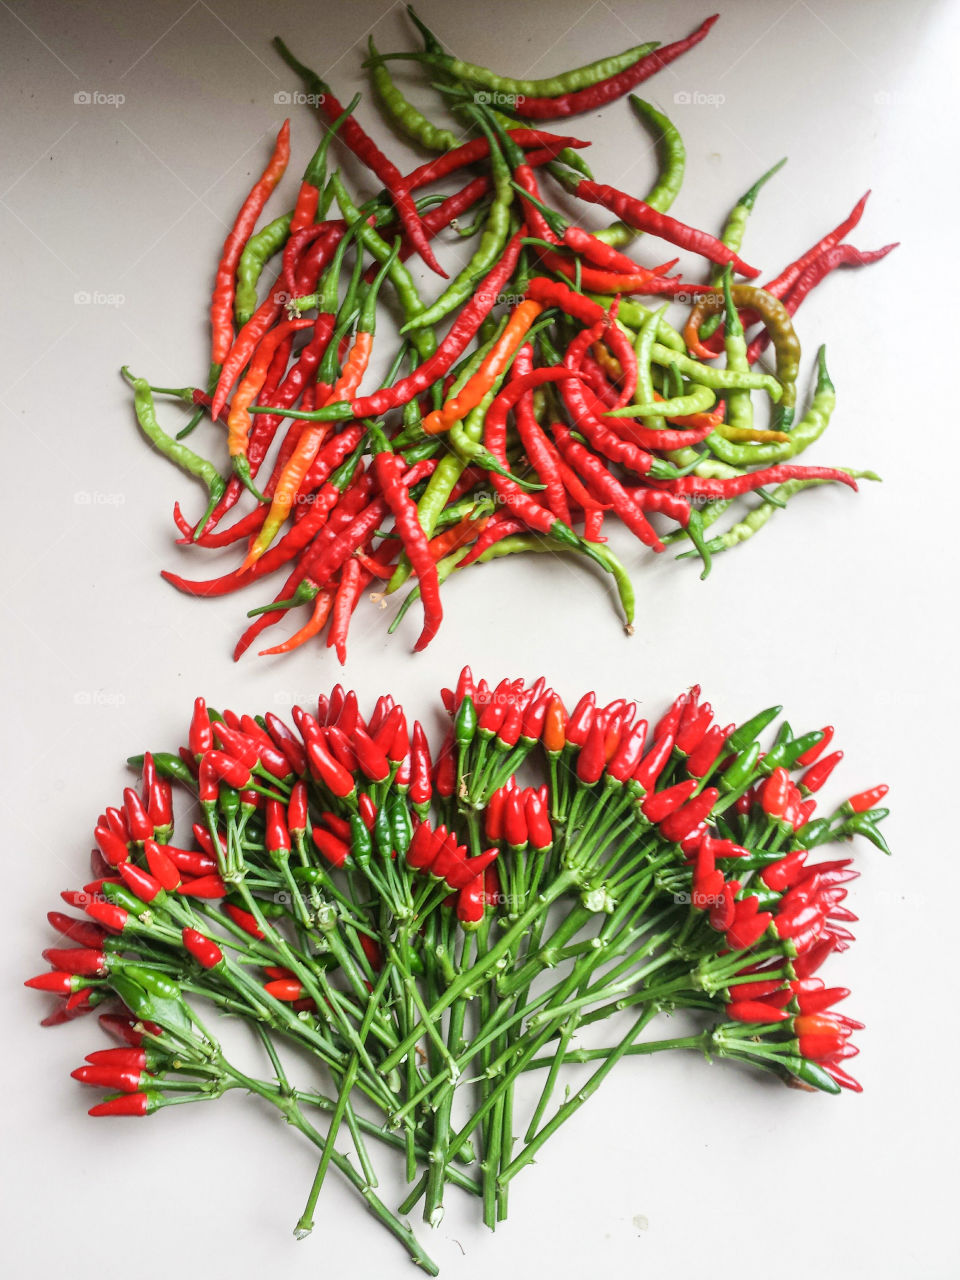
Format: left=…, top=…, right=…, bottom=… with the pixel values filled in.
left=28, top=672, right=889, bottom=1271
left=131, top=10, right=895, bottom=659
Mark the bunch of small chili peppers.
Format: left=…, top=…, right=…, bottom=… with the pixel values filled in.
left=28, top=671, right=889, bottom=1272
left=130, top=9, right=895, bottom=660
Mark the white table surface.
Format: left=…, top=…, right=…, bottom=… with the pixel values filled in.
left=2, top=1, right=957, bottom=1276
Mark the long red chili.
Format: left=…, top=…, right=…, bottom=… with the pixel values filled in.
left=210, top=120, right=290, bottom=368
left=563, top=178, right=759, bottom=277
left=513, top=15, right=720, bottom=118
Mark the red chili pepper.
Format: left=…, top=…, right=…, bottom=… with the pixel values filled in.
left=844, top=784, right=888, bottom=814
left=223, top=903, right=264, bottom=939
left=86, top=1047, right=151, bottom=1071
left=72, top=1063, right=146, bottom=1093
left=85, top=901, right=129, bottom=933
left=675, top=700, right=714, bottom=756
left=562, top=175, right=757, bottom=277
left=640, top=778, right=697, bottom=824
left=265, top=714, right=307, bottom=776
left=176, top=874, right=227, bottom=900
left=265, top=800, right=292, bottom=855
left=761, top=767, right=792, bottom=819
left=94, top=826, right=129, bottom=868
left=119, top=862, right=163, bottom=903
left=658, top=787, right=719, bottom=843
left=25, top=971, right=85, bottom=993
left=46, top=911, right=105, bottom=950
left=793, top=727, right=834, bottom=769
left=189, top=697, right=214, bottom=758
left=352, top=726, right=392, bottom=784
left=305, top=736, right=355, bottom=799
left=409, top=721, right=433, bottom=810
left=88, top=1092, right=157, bottom=1118
left=800, top=751, right=844, bottom=794
left=42, top=947, right=107, bottom=976
left=98, top=1014, right=150, bottom=1047
left=514, top=15, right=719, bottom=118
left=632, top=732, right=675, bottom=793
left=726, top=1000, right=789, bottom=1024
left=181, top=927, right=224, bottom=969
left=312, top=825, right=350, bottom=868
left=210, top=120, right=290, bottom=368
left=456, top=875, right=486, bottom=927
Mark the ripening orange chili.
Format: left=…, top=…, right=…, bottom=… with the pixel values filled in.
left=421, top=300, right=543, bottom=434
left=226, top=318, right=313, bottom=496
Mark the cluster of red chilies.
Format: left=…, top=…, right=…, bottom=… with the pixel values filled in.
left=127, top=12, right=895, bottom=661
left=28, top=674, right=888, bottom=1264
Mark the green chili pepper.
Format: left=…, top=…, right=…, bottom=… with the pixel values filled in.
left=388, top=791, right=413, bottom=857
left=401, top=111, right=512, bottom=334
left=455, top=696, right=478, bottom=747
left=728, top=706, right=783, bottom=754
left=123, top=368, right=226, bottom=528
left=651, top=344, right=781, bottom=399
left=721, top=266, right=753, bottom=434
left=108, top=974, right=158, bottom=1023
left=607, top=384, right=716, bottom=419
left=700, top=156, right=787, bottom=337
left=374, top=804, right=395, bottom=860
left=123, top=965, right=183, bottom=1002
left=101, top=881, right=151, bottom=917
left=378, top=40, right=660, bottom=100
left=782, top=1056, right=841, bottom=1094
left=597, top=298, right=685, bottom=352
left=126, top=752, right=195, bottom=786
left=836, top=810, right=892, bottom=855
left=595, top=97, right=685, bottom=247
left=717, top=741, right=762, bottom=793
left=680, top=468, right=879, bottom=558
left=218, top=785, right=241, bottom=823
left=368, top=35, right=459, bottom=151
left=349, top=811, right=373, bottom=867
left=329, top=173, right=437, bottom=360
left=235, top=212, right=293, bottom=327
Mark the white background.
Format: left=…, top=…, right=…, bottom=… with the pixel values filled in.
left=2, top=1, right=957, bottom=1276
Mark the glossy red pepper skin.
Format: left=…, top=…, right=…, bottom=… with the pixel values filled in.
left=312, top=826, right=350, bottom=868
left=799, top=751, right=844, bottom=793
left=189, top=697, right=214, bottom=757
left=46, top=911, right=105, bottom=949
left=632, top=732, right=675, bottom=793
left=287, top=781, right=309, bottom=836
left=641, top=778, right=697, bottom=824
left=88, top=1091, right=157, bottom=1117
left=182, top=927, right=224, bottom=969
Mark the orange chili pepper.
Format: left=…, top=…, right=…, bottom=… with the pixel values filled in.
left=257, top=586, right=335, bottom=656
left=421, top=300, right=543, bottom=434
left=226, top=319, right=313, bottom=495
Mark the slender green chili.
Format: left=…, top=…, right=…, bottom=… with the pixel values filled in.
left=595, top=97, right=685, bottom=246
left=329, top=173, right=437, bottom=360
left=235, top=212, right=293, bottom=326
left=401, top=111, right=513, bottom=334
left=367, top=35, right=460, bottom=152
left=123, top=367, right=225, bottom=526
